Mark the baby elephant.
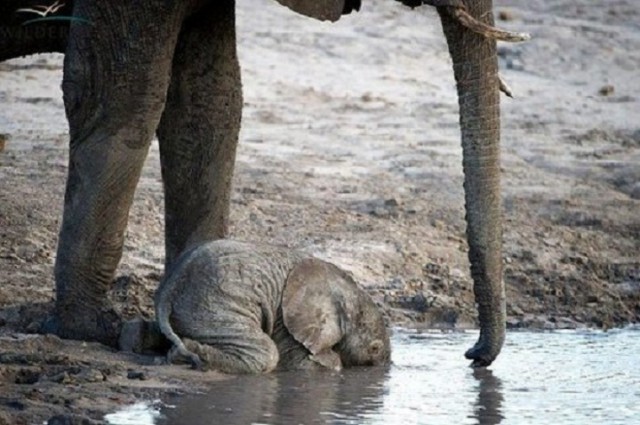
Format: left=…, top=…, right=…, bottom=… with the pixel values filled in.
left=155, top=240, right=390, bottom=374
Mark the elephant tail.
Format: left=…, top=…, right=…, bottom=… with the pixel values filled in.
left=155, top=288, right=203, bottom=370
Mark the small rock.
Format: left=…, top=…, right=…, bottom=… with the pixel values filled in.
left=525, top=314, right=555, bottom=329
left=79, top=369, right=105, bottom=383
left=506, top=317, right=523, bottom=329
left=386, top=277, right=404, bottom=289
left=366, top=198, right=400, bottom=218
left=439, top=309, right=459, bottom=325
left=598, top=84, right=615, bottom=96
left=372, top=207, right=390, bottom=218
left=508, top=304, right=524, bottom=316
left=25, top=321, right=41, bottom=334
left=15, top=369, right=40, bottom=385
left=562, top=254, right=588, bottom=266
left=241, top=186, right=258, bottom=194
left=423, top=263, right=451, bottom=288
left=498, top=10, right=515, bottom=21
left=505, top=58, right=525, bottom=71
left=628, top=182, right=640, bottom=200
left=411, top=293, right=431, bottom=313
left=126, top=370, right=147, bottom=380
left=384, top=198, right=399, bottom=208
left=49, top=372, right=72, bottom=384
left=555, top=316, right=578, bottom=329
left=361, top=92, right=373, bottom=102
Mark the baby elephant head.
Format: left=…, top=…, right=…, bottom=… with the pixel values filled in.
left=282, top=259, right=391, bottom=370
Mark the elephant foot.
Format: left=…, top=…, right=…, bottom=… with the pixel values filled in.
left=465, top=335, right=501, bottom=368
left=45, top=305, right=123, bottom=348
left=167, top=340, right=205, bottom=370
left=119, top=318, right=171, bottom=354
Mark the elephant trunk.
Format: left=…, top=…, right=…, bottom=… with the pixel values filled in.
left=438, top=1, right=505, bottom=367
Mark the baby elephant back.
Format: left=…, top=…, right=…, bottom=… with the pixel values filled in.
left=159, top=240, right=294, bottom=338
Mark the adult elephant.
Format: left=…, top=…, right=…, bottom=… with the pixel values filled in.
left=0, top=0, right=527, bottom=366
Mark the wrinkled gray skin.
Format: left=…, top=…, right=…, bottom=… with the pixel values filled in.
left=155, top=240, right=391, bottom=374
left=1, top=0, right=506, bottom=366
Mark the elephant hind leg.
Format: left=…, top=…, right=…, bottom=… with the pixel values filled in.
left=157, top=0, right=242, bottom=268
left=167, top=338, right=205, bottom=370
left=173, top=331, right=280, bottom=375
left=55, top=0, right=191, bottom=345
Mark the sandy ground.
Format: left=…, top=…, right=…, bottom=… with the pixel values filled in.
left=0, top=0, right=639, bottom=423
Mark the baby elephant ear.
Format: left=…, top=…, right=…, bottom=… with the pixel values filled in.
left=274, top=0, right=348, bottom=22
left=283, top=258, right=352, bottom=357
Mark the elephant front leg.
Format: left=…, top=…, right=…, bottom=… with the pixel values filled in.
left=54, top=0, right=187, bottom=345
left=157, top=0, right=243, bottom=268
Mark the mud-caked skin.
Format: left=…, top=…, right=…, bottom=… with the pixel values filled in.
left=155, top=240, right=391, bottom=374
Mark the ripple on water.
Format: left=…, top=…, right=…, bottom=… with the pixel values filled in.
left=105, top=328, right=640, bottom=425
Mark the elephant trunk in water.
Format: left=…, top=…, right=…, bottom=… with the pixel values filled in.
left=436, top=0, right=521, bottom=367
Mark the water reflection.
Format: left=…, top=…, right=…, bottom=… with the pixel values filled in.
left=106, top=328, right=640, bottom=425
left=158, top=367, right=388, bottom=425
left=472, top=368, right=504, bottom=425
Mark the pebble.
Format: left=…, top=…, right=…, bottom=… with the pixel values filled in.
left=15, top=369, right=41, bottom=385
left=498, top=10, right=515, bottom=21
left=49, top=372, right=72, bottom=384
left=411, top=293, right=430, bottom=313
left=598, top=84, right=615, bottom=96
left=126, top=370, right=147, bottom=380
left=80, top=369, right=105, bottom=383
left=628, top=182, right=640, bottom=200
left=25, top=321, right=41, bottom=334
left=506, top=58, right=525, bottom=71
left=506, top=317, right=523, bottom=329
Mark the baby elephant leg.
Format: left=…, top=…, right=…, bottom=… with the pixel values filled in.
left=172, top=330, right=280, bottom=374
left=167, top=338, right=205, bottom=370
left=274, top=332, right=342, bottom=372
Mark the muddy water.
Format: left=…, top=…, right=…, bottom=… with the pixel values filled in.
left=106, top=328, right=639, bottom=425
